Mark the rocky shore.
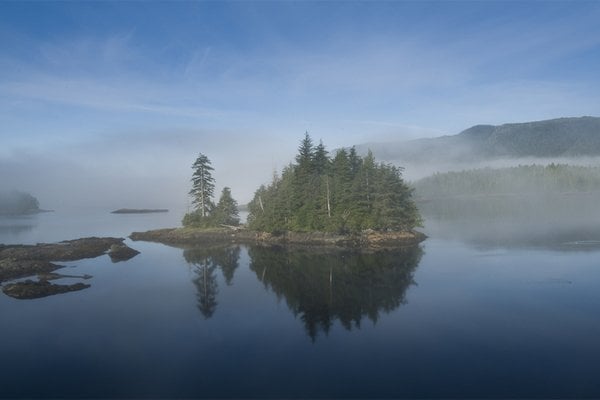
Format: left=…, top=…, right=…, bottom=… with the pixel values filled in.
left=0, top=237, right=140, bottom=299
left=130, top=227, right=426, bottom=248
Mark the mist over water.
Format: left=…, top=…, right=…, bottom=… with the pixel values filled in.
left=0, top=207, right=186, bottom=245
left=3, top=92, right=600, bottom=399
left=418, top=193, right=600, bottom=249
left=402, top=156, right=600, bottom=181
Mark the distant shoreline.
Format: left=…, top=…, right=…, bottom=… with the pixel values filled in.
left=111, top=208, right=169, bottom=214
left=130, top=227, right=426, bottom=249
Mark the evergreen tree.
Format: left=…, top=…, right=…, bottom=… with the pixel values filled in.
left=295, top=132, right=315, bottom=168
left=189, top=153, right=215, bottom=218
left=212, top=187, right=240, bottom=226
left=313, top=140, right=329, bottom=175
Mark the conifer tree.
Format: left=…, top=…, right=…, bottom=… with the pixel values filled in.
left=189, top=153, right=215, bottom=218
left=213, top=187, right=240, bottom=226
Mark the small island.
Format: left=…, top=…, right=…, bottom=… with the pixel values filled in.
left=132, top=134, right=425, bottom=248
left=0, top=191, right=48, bottom=215
left=111, top=208, right=169, bottom=214
left=0, top=237, right=140, bottom=299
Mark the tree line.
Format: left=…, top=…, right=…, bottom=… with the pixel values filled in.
left=247, top=133, right=421, bottom=233
left=413, top=163, right=600, bottom=199
left=184, top=133, right=422, bottom=233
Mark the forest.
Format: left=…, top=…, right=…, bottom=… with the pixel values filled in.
left=247, top=134, right=422, bottom=233
left=412, top=164, right=600, bottom=199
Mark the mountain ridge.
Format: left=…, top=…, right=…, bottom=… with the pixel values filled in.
left=354, top=116, right=600, bottom=164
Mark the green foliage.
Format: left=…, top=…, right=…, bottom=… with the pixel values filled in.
left=184, top=155, right=240, bottom=228
left=247, top=135, right=422, bottom=233
left=212, top=187, right=240, bottom=226
left=413, top=164, right=600, bottom=198
left=189, top=153, right=215, bottom=218
left=0, top=191, right=40, bottom=215
left=182, top=210, right=214, bottom=228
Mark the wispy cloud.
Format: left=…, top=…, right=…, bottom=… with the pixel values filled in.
left=1, top=2, right=600, bottom=207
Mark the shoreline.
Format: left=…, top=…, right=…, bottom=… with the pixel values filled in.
left=111, top=208, right=169, bottom=214
left=130, top=227, right=427, bottom=248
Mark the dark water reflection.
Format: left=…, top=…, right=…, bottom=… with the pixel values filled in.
left=249, top=245, right=422, bottom=340
left=3, top=209, right=600, bottom=398
left=182, top=244, right=422, bottom=341
left=183, top=246, right=240, bottom=318
left=0, top=215, right=36, bottom=238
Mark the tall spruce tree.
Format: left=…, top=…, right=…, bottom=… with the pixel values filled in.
left=189, top=153, right=215, bottom=218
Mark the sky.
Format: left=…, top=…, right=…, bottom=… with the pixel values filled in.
left=1, top=1, right=600, bottom=209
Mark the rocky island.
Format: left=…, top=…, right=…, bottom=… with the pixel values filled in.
left=0, top=237, right=140, bottom=299
left=132, top=134, right=426, bottom=249
left=0, top=191, right=45, bottom=215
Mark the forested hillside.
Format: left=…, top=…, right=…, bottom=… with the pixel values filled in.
left=247, top=134, right=421, bottom=233
left=354, top=116, right=600, bottom=164
left=413, top=164, right=600, bottom=198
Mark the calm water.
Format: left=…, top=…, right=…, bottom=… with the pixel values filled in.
left=2, top=205, right=600, bottom=398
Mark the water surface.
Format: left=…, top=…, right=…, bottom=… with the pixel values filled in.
left=1, top=205, right=600, bottom=398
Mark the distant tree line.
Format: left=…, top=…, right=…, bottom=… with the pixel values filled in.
left=247, top=133, right=422, bottom=233
left=0, top=191, right=40, bottom=215
left=413, top=164, right=600, bottom=199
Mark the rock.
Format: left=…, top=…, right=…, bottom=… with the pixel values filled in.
left=0, top=258, right=63, bottom=282
left=2, top=280, right=90, bottom=299
left=0, top=237, right=125, bottom=262
left=0, top=237, right=140, bottom=283
left=108, top=243, right=140, bottom=262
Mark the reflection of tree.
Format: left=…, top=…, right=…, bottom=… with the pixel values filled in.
left=248, top=245, right=423, bottom=341
left=183, top=246, right=241, bottom=318
left=212, top=246, right=241, bottom=286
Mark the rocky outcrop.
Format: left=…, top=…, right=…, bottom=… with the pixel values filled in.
left=0, top=237, right=140, bottom=299
left=108, top=243, right=140, bottom=262
left=2, top=280, right=90, bottom=299
left=0, top=237, right=127, bottom=263
left=0, top=258, right=61, bottom=282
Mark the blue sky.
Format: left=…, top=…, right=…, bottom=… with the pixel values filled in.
left=1, top=1, right=600, bottom=207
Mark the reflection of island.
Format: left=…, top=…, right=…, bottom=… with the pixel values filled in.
left=0, top=220, right=36, bottom=237
left=248, top=245, right=423, bottom=341
left=183, top=246, right=241, bottom=318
